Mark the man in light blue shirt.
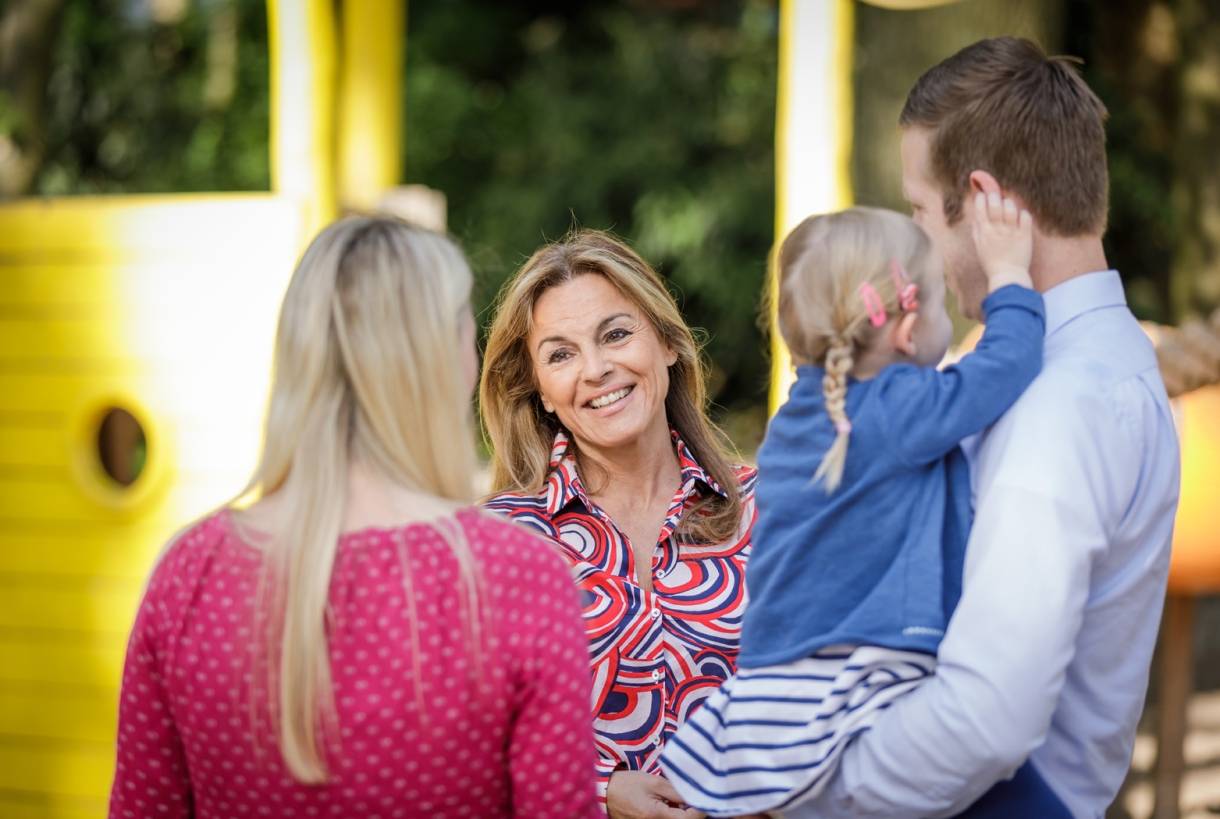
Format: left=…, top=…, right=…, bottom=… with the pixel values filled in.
left=790, top=37, right=1180, bottom=818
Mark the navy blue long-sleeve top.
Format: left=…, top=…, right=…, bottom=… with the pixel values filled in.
left=740, top=285, right=1045, bottom=666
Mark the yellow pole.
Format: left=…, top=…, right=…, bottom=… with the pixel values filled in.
left=268, top=0, right=338, bottom=234
left=770, top=0, right=855, bottom=412
left=337, top=0, right=406, bottom=212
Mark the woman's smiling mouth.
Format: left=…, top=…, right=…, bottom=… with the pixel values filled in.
left=586, top=386, right=634, bottom=410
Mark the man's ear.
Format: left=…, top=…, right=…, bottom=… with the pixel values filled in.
left=891, top=312, right=919, bottom=358
left=969, top=169, right=1031, bottom=214
left=968, top=169, right=1002, bottom=198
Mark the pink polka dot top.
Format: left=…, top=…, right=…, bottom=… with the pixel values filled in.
left=109, top=507, right=601, bottom=818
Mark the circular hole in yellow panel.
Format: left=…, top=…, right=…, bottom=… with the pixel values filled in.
left=96, top=406, right=147, bottom=488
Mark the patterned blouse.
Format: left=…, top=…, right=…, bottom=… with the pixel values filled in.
left=484, top=430, right=756, bottom=805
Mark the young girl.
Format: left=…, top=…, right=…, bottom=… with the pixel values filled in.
left=659, top=198, right=1065, bottom=817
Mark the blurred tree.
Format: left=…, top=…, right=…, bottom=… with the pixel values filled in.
left=8, top=0, right=1219, bottom=443
left=1170, top=0, right=1220, bottom=318
left=1068, top=0, right=1177, bottom=323
left=852, top=0, right=1062, bottom=224
left=403, top=0, right=778, bottom=444
left=0, top=0, right=65, bottom=196
left=6, top=0, right=270, bottom=197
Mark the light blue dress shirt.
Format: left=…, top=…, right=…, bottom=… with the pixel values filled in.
left=788, top=270, right=1181, bottom=819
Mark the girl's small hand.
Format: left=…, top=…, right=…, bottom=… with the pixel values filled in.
left=971, top=191, right=1033, bottom=293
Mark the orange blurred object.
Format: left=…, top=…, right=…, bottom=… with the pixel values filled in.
left=1168, top=384, right=1220, bottom=594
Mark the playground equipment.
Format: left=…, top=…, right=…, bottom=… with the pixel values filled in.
left=0, top=2, right=402, bottom=815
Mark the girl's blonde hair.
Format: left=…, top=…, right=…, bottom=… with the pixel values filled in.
left=242, top=215, right=479, bottom=782
left=777, top=207, right=936, bottom=491
left=480, top=229, right=744, bottom=544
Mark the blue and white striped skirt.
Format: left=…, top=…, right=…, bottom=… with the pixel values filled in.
left=659, top=645, right=937, bottom=817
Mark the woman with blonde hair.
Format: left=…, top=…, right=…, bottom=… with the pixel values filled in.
left=481, top=229, right=757, bottom=819
left=109, top=216, right=600, bottom=819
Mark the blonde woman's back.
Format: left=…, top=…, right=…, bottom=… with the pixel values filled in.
left=110, top=507, right=601, bottom=818
left=110, top=216, right=601, bottom=818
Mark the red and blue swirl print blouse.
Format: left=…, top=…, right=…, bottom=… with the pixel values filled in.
left=485, top=429, right=756, bottom=807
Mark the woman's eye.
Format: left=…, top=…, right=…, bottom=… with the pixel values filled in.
left=605, top=328, right=631, bottom=343
left=546, top=349, right=572, bottom=364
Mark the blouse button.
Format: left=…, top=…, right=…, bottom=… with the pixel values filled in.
left=651, top=669, right=663, bottom=681
left=650, top=608, right=661, bottom=619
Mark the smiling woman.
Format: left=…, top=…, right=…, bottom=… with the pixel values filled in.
left=531, top=276, right=678, bottom=473
left=479, top=230, right=758, bottom=818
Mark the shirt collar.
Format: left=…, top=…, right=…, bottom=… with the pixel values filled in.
left=540, top=428, right=728, bottom=519
left=1042, top=269, right=1127, bottom=338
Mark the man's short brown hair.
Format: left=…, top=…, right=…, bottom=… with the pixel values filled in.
left=900, top=36, right=1109, bottom=236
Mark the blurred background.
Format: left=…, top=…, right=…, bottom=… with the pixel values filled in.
left=0, top=0, right=1217, bottom=817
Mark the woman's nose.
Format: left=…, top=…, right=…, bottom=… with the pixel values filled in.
left=581, top=347, right=612, bottom=382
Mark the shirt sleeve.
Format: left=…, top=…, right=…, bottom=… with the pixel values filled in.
left=877, top=285, right=1045, bottom=466
left=508, top=547, right=603, bottom=819
left=791, top=377, right=1121, bottom=818
left=108, top=567, right=193, bottom=818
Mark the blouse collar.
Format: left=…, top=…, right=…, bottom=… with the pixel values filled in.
left=540, top=427, right=728, bottom=519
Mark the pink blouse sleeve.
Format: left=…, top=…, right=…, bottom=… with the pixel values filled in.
left=109, top=559, right=192, bottom=818
left=506, top=538, right=602, bottom=819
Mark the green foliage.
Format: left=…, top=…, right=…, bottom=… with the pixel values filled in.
left=404, top=0, right=779, bottom=425
left=32, top=0, right=269, bottom=195
left=1063, top=3, right=1176, bottom=323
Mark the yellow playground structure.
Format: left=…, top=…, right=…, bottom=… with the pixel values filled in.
left=0, top=1, right=402, bottom=814
left=0, top=1, right=1215, bottom=817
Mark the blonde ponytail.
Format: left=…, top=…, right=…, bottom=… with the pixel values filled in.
left=813, top=337, right=854, bottom=491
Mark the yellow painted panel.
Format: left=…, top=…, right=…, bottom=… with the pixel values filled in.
left=0, top=264, right=294, bottom=314
left=0, top=791, right=107, bottom=819
left=0, top=477, right=157, bottom=523
left=0, top=471, right=246, bottom=523
left=0, top=582, right=143, bottom=636
left=0, top=194, right=301, bottom=259
left=0, top=639, right=125, bottom=689
left=0, top=530, right=168, bottom=578
left=0, top=374, right=129, bottom=414
left=0, top=742, right=114, bottom=801
left=0, top=318, right=127, bottom=361
left=0, top=685, right=117, bottom=745
left=0, top=368, right=273, bottom=451
left=0, top=426, right=65, bottom=470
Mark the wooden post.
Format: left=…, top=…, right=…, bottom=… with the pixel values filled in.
left=1152, top=592, right=1196, bottom=819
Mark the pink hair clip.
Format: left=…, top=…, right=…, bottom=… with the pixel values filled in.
left=890, top=259, right=920, bottom=313
left=858, top=282, right=887, bottom=327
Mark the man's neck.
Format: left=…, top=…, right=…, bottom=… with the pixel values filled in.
left=1029, top=232, right=1109, bottom=293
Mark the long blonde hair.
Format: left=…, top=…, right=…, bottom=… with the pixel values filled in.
left=777, top=207, right=936, bottom=491
left=480, top=229, right=744, bottom=544
left=242, top=216, right=479, bottom=782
